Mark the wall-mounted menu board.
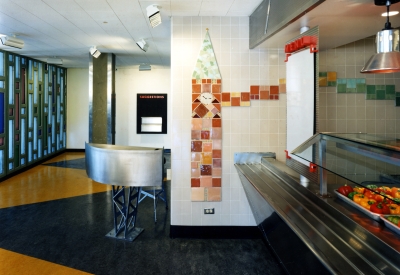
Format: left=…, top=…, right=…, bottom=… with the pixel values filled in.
left=136, top=94, right=167, bottom=134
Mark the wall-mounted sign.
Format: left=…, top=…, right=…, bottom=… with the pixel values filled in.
left=137, top=94, right=167, bottom=134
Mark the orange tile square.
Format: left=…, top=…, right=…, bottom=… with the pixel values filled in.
left=217, top=79, right=221, bottom=83
left=191, top=130, right=200, bottom=140
left=202, top=79, right=207, bottom=83
left=200, top=176, right=212, bottom=187
left=213, top=93, right=221, bottom=103
left=191, top=152, right=201, bottom=161
left=212, top=168, right=222, bottom=177
left=203, top=142, right=212, bottom=152
left=201, top=152, right=213, bottom=164
left=191, top=187, right=205, bottom=201
left=192, top=79, right=196, bottom=84
left=191, top=168, right=200, bottom=177
left=192, top=118, right=202, bottom=130
left=191, top=178, right=200, bottom=187
left=206, top=79, right=211, bottom=83
left=192, top=103, right=200, bottom=111
left=212, top=119, right=221, bottom=127
left=192, top=94, right=200, bottom=102
left=231, top=97, right=240, bottom=106
left=279, top=84, right=286, bottom=93
left=270, top=85, right=279, bottom=95
left=241, top=92, right=250, bottom=102
left=250, top=85, right=259, bottom=95
left=319, top=77, right=327, bottom=87
left=191, top=162, right=199, bottom=168
left=212, top=149, right=222, bottom=158
left=192, top=84, right=201, bottom=93
left=221, top=93, right=231, bottom=102
left=202, top=84, right=211, bottom=93
left=201, top=130, right=210, bottom=140
left=211, top=128, right=222, bottom=139
left=213, top=103, right=221, bottom=112
left=202, top=119, right=212, bottom=129
left=212, top=178, right=221, bottom=187
left=212, top=84, right=221, bottom=93
left=207, top=187, right=221, bottom=201
left=260, top=90, right=269, bottom=99
left=327, top=71, right=337, bottom=81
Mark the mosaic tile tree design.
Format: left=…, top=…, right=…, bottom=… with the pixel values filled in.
left=191, top=30, right=222, bottom=201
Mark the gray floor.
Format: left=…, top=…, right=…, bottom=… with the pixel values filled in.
left=0, top=153, right=286, bottom=275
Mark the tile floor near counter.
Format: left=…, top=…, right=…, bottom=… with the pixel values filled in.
left=0, top=152, right=285, bottom=275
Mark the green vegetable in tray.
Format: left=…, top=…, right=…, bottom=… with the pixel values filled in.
left=366, top=184, right=378, bottom=190
left=347, top=191, right=358, bottom=200
left=387, top=216, right=400, bottom=225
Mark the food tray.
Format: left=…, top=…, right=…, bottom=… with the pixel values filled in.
left=334, top=190, right=382, bottom=221
left=380, top=215, right=400, bottom=235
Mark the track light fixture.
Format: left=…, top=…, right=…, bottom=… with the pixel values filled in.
left=90, top=46, right=101, bottom=58
left=136, top=39, right=149, bottom=52
left=47, top=57, right=63, bottom=65
left=0, top=35, right=24, bottom=49
left=146, top=5, right=162, bottom=28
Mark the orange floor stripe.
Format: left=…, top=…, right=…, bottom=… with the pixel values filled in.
left=0, top=248, right=92, bottom=275
left=0, top=153, right=111, bottom=209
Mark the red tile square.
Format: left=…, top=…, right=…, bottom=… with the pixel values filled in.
left=212, top=84, right=221, bottom=93
left=191, top=130, right=201, bottom=140
left=207, top=79, right=211, bottom=83
left=241, top=92, right=250, bottom=102
left=191, top=178, right=200, bottom=187
left=270, top=85, right=279, bottom=95
left=212, top=119, right=221, bottom=127
left=221, top=93, right=231, bottom=102
left=212, top=149, right=222, bottom=158
left=260, top=91, right=269, bottom=100
left=250, top=85, right=259, bottom=95
left=192, top=94, right=200, bottom=103
left=231, top=97, right=240, bottom=106
left=212, top=178, right=221, bottom=187
left=191, top=141, right=202, bottom=152
left=192, top=79, right=196, bottom=84
left=217, top=79, right=221, bottom=83
left=192, top=84, right=201, bottom=93
left=200, top=165, right=212, bottom=175
left=213, top=103, right=221, bottom=112
left=202, top=79, right=207, bottom=83
left=192, top=103, right=200, bottom=111
left=201, top=130, right=210, bottom=140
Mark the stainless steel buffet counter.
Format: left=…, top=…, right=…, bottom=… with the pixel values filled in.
left=235, top=133, right=400, bottom=275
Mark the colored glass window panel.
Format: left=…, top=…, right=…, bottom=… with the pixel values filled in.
left=0, top=93, right=3, bottom=134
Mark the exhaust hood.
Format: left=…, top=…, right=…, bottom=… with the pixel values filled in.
left=361, top=0, right=400, bottom=73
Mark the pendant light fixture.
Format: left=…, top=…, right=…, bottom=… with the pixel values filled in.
left=360, top=0, right=400, bottom=73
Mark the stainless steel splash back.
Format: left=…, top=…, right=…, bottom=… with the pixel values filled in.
left=85, top=143, right=163, bottom=187
left=250, top=0, right=325, bottom=48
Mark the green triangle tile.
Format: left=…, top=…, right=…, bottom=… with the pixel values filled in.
left=192, top=31, right=221, bottom=80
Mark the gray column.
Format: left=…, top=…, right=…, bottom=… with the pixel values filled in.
left=88, top=53, right=115, bottom=144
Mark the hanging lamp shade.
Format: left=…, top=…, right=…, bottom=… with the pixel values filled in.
left=361, top=0, right=400, bottom=73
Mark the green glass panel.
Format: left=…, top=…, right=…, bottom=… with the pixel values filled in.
left=356, top=78, right=366, bottom=84
left=337, top=84, right=347, bottom=93
left=366, top=94, right=376, bottom=100
left=337, top=78, right=347, bottom=84
left=385, top=94, right=395, bottom=100
left=366, top=85, right=375, bottom=95
left=376, top=90, right=385, bottom=100
left=346, top=88, right=356, bottom=93
left=319, top=72, right=327, bottom=77
left=328, top=81, right=337, bottom=87
left=386, top=85, right=395, bottom=95
left=356, top=83, right=366, bottom=93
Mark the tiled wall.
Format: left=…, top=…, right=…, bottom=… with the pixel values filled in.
left=319, top=37, right=400, bottom=136
left=171, top=16, right=286, bottom=226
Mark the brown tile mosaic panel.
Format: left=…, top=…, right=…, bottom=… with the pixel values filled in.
left=191, top=77, right=222, bottom=202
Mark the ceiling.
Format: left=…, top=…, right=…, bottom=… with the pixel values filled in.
left=0, top=0, right=399, bottom=68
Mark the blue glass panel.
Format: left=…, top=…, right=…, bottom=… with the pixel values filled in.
left=34, top=153, right=37, bottom=160
left=8, top=162, right=12, bottom=170
left=0, top=92, right=4, bottom=134
left=34, top=71, right=38, bottom=104
left=52, top=115, right=55, bottom=143
left=34, top=61, right=37, bottom=68
left=38, top=139, right=42, bottom=158
left=44, top=107, right=47, bottom=113
left=39, top=63, right=42, bottom=81
left=60, top=77, right=64, bottom=103
left=21, top=158, right=25, bottom=165
left=22, top=57, right=25, bottom=65
left=15, top=56, right=20, bottom=78
left=8, top=120, right=13, bottom=158
left=33, top=117, right=37, bottom=150
left=38, top=129, right=41, bottom=136
left=28, top=142, right=32, bottom=162
left=29, top=131, right=32, bottom=138
left=9, top=54, right=13, bottom=62
left=57, top=95, right=60, bottom=122
left=21, top=107, right=25, bottom=115
left=28, top=94, right=33, bottom=127
left=0, top=150, right=3, bottom=174
left=60, top=114, right=63, bottom=141
left=28, top=60, right=32, bottom=80
left=44, top=73, right=48, bottom=104
left=56, top=134, right=60, bottom=150
left=21, top=118, right=25, bottom=154
left=47, top=136, right=51, bottom=154
left=9, top=66, right=14, bottom=104
left=52, top=75, right=55, bottom=103
left=28, top=83, right=32, bottom=90
left=0, top=81, right=4, bottom=88
left=0, top=52, right=4, bottom=76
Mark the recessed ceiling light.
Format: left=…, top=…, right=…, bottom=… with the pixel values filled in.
left=382, top=11, right=399, bottom=16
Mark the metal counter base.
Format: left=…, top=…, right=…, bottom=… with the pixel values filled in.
left=235, top=153, right=400, bottom=275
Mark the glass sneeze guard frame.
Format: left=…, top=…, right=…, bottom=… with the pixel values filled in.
left=291, top=132, right=400, bottom=196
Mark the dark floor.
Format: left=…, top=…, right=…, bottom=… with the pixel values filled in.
left=0, top=153, right=286, bottom=275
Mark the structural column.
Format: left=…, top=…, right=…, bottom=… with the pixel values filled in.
left=88, top=53, right=115, bottom=144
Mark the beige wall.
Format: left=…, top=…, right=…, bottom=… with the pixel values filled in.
left=319, top=37, right=400, bottom=136
left=171, top=16, right=287, bottom=226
